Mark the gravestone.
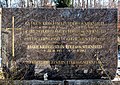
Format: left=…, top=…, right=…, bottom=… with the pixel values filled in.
left=1, top=8, right=117, bottom=80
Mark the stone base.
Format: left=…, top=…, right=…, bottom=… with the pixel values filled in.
left=13, top=80, right=120, bottom=85
left=0, top=80, right=119, bottom=85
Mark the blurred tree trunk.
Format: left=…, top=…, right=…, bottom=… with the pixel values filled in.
left=82, top=0, right=85, bottom=8
left=10, top=0, right=12, bottom=7
left=90, top=0, right=92, bottom=7
left=78, top=0, right=81, bottom=8
left=98, top=0, right=101, bottom=8
left=72, top=0, right=74, bottom=7
left=86, top=0, right=88, bottom=8
left=27, top=0, right=29, bottom=7
left=5, top=0, right=8, bottom=7
left=35, top=0, right=38, bottom=7
left=94, top=0, right=96, bottom=8
left=41, top=0, right=44, bottom=6
left=109, top=0, right=111, bottom=8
